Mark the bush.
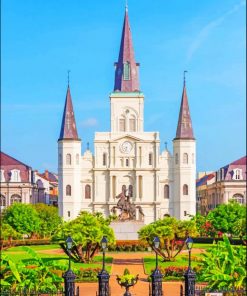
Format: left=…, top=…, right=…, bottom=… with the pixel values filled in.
left=74, top=268, right=101, bottom=282
left=107, top=240, right=148, bottom=252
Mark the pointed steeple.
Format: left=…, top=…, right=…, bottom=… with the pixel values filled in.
left=114, top=7, right=140, bottom=92
left=174, top=78, right=195, bottom=140
left=58, top=85, right=79, bottom=141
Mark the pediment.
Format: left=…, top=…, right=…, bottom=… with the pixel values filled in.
left=112, top=134, right=142, bottom=142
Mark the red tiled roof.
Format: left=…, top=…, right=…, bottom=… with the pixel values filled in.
left=230, top=156, right=246, bottom=166
left=0, top=151, right=31, bottom=168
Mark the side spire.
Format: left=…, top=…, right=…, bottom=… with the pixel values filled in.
left=114, top=7, right=140, bottom=92
left=174, top=72, right=194, bottom=140
left=59, top=83, right=79, bottom=141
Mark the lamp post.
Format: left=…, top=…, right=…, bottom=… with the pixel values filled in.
left=184, top=237, right=196, bottom=296
left=150, top=236, right=163, bottom=296
left=97, top=236, right=110, bottom=296
left=63, top=236, right=76, bottom=296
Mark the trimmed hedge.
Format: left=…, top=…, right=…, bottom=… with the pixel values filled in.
left=0, top=239, right=51, bottom=248
left=108, top=240, right=149, bottom=252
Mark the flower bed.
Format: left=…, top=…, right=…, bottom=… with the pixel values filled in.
left=75, top=267, right=102, bottom=282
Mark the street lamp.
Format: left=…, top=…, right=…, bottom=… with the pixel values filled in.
left=150, top=236, right=162, bottom=296
left=184, top=237, right=196, bottom=296
left=63, top=236, right=76, bottom=296
left=97, top=236, right=110, bottom=296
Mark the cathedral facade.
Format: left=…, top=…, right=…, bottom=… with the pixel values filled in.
left=58, top=8, right=196, bottom=224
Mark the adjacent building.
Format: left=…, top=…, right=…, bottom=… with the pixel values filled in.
left=58, top=7, right=197, bottom=223
left=196, top=156, right=246, bottom=215
left=0, top=151, right=58, bottom=210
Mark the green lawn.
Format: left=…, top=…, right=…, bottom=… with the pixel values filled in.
left=143, top=253, right=203, bottom=275
left=2, top=245, right=113, bottom=273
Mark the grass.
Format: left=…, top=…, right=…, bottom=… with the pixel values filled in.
left=143, top=253, right=203, bottom=275
left=2, top=245, right=113, bottom=273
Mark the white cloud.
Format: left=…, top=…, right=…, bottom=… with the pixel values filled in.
left=80, top=117, right=98, bottom=127
left=187, top=0, right=245, bottom=61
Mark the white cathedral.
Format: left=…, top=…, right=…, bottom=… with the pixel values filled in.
left=58, top=8, right=196, bottom=224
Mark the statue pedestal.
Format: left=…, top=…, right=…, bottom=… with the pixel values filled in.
left=110, top=221, right=145, bottom=240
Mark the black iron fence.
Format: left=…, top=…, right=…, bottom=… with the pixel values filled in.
left=0, top=287, right=80, bottom=296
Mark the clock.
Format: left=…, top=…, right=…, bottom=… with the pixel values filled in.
left=121, top=141, right=133, bottom=154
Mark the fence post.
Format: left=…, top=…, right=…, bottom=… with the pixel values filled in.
left=150, top=268, right=163, bottom=296
left=63, top=269, right=76, bottom=296
left=184, top=267, right=196, bottom=296
left=97, top=269, right=110, bottom=296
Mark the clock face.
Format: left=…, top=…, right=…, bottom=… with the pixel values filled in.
left=121, top=141, right=133, bottom=154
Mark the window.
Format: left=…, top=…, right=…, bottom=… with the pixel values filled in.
left=123, top=62, right=130, bottom=80
left=76, top=154, right=79, bottom=165
left=183, top=153, right=188, bottom=164
left=139, top=176, right=143, bottom=198
left=232, top=194, right=245, bottom=204
left=129, top=116, right=136, bottom=132
left=122, top=185, right=126, bottom=194
left=0, top=195, right=6, bottom=207
left=85, top=184, right=91, bottom=199
left=66, top=185, right=71, bottom=196
left=164, top=185, right=169, bottom=199
left=184, top=211, right=187, bottom=216
left=10, top=194, right=22, bottom=204
left=0, top=170, right=5, bottom=182
left=10, top=170, right=21, bottom=182
left=68, top=211, right=70, bottom=218
left=103, top=153, right=107, bottom=166
left=233, top=169, right=242, bottom=180
left=66, top=154, right=71, bottom=165
left=128, top=185, right=133, bottom=197
left=183, top=184, right=188, bottom=195
left=175, top=153, right=178, bottom=164
left=119, top=118, right=126, bottom=132
left=126, top=159, right=129, bottom=167
left=149, top=153, right=153, bottom=165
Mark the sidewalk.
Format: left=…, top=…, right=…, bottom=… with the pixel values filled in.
left=77, top=252, right=184, bottom=296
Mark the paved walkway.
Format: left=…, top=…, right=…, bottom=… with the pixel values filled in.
left=77, top=252, right=184, bottom=296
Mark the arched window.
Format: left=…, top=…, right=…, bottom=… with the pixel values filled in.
left=235, top=169, right=242, bottom=180
left=103, top=153, right=107, bottom=166
left=149, top=153, right=153, bottom=165
left=0, top=195, right=6, bottom=207
left=66, top=154, right=71, bottom=165
left=123, top=62, right=130, bottom=80
left=128, top=185, right=133, bottom=197
left=183, top=184, right=188, bottom=195
left=85, top=184, right=91, bottom=199
left=175, top=153, right=178, bottom=164
left=66, top=185, right=71, bottom=196
left=119, top=117, right=126, bottom=132
left=126, top=159, right=129, bottom=167
left=183, top=153, right=188, bottom=164
left=232, top=194, right=244, bottom=204
left=122, top=185, right=126, bottom=194
left=76, top=154, right=79, bottom=165
left=10, top=170, right=21, bottom=182
left=164, top=185, right=169, bottom=199
left=129, top=115, right=136, bottom=132
left=10, top=194, right=22, bottom=204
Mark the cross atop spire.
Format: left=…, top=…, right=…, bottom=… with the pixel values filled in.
left=114, top=7, right=140, bottom=92
left=174, top=74, right=194, bottom=140
left=58, top=84, right=79, bottom=141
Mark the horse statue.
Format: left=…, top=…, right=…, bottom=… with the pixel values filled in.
left=111, top=189, right=144, bottom=221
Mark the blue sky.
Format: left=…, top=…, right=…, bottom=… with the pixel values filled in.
left=2, top=0, right=246, bottom=173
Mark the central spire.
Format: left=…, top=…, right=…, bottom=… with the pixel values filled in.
left=114, top=7, right=140, bottom=92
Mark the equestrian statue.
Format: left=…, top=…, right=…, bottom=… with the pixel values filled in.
left=111, top=188, right=144, bottom=221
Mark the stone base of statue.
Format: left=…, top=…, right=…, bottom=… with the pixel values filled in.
left=110, top=221, right=145, bottom=240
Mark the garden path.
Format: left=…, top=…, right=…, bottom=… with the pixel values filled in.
left=76, top=252, right=184, bottom=296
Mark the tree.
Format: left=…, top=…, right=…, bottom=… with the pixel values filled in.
left=33, top=204, right=62, bottom=238
left=1, top=223, right=22, bottom=240
left=2, top=204, right=41, bottom=238
left=200, top=235, right=246, bottom=289
left=207, top=201, right=246, bottom=236
left=138, top=216, right=198, bottom=261
left=52, top=211, right=115, bottom=263
left=232, top=218, right=246, bottom=241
